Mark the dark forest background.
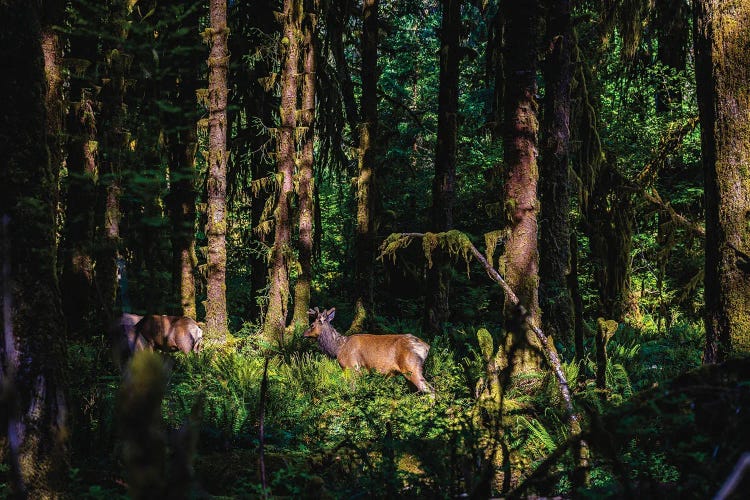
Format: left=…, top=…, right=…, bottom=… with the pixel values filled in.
left=2, top=0, right=750, bottom=498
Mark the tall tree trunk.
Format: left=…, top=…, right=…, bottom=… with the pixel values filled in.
left=353, top=0, right=379, bottom=330
left=41, top=0, right=65, bottom=206
left=694, top=0, right=750, bottom=362
left=167, top=126, right=198, bottom=319
left=97, top=0, right=130, bottom=323
left=292, top=0, right=318, bottom=327
left=539, top=0, right=574, bottom=347
left=263, top=0, right=299, bottom=342
left=167, top=6, right=201, bottom=319
left=205, top=0, right=229, bottom=341
left=501, top=0, right=544, bottom=373
left=424, top=0, right=461, bottom=335
left=0, top=1, right=69, bottom=495
left=58, top=3, right=98, bottom=333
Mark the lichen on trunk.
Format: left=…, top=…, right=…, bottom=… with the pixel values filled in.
left=205, top=0, right=230, bottom=341
left=500, top=0, right=544, bottom=373
left=695, top=0, right=750, bottom=361
left=263, top=0, right=300, bottom=342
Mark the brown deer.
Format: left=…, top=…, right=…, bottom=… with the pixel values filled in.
left=111, top=313, right=203, bottom=370
left=135, top=314, right=204, bottom=354
left=304, top=308, right=433, bottom=393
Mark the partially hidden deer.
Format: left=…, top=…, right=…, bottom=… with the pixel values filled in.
left=111, top=313, right=203, bottom=370
left=304, top=307, right=433, bottom=393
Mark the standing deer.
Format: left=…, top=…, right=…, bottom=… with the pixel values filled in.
left=111, top=313, right=203, bottom=370
left=304, top=307, right=434, bottom=393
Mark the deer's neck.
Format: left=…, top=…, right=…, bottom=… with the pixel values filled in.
left=317, top=323, right=348, bottom=358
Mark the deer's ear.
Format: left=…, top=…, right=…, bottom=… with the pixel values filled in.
left=325, top=308, right=336, bottom=322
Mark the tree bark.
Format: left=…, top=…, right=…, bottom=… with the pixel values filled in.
left=501, top=0, right=544, bottom=372
left=292, top=0, right=318, bottom=327
left=539, top=0, right=574, bottom=347
left=424, top=0, right=461, bottom=335
left=205, top=0, right=230, bottom=341
left=263, top=0, right=299, bottom=342
left=694, top=0, right=750, bottom=361
left=353, top=0, right=379, bottom=327
left=0, top=1, right=69, bottom=494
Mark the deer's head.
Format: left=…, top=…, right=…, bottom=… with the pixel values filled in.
left=303, top=307, right=336, bottom=338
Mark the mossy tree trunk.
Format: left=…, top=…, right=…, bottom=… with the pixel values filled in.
left=424, top=0, right=461, bottom=335
left=587, top=165, right=634, bottom=322
left=96, top=0, right=130, bottom=324
left=263, top=0, right=300, bottom=342
left=292, top=0, right=318, bottom=327
left=500, top=0, right=544, bottom=373
left=353, top=0, right=379, bottom=329
left=694, top=0, right=750, bottom=362
left=0, top=1, right=69, bottom=495
left=205, top=0, right=230, bottom=341
left=539, top=0, right=574, bottom=347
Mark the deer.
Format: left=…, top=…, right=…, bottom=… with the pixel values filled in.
left=135, top=314, right=204, bottom=354
left=111, top=313, right=203, bottom=370
left=303, top=307, right=434, bottom=393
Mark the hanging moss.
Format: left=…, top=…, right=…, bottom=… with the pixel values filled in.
left=422, top=232, right=438, bottom=268
left=484, top=230, right=506, bottom=270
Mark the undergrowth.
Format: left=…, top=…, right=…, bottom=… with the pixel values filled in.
left=51, top=319, right=750, bottom=499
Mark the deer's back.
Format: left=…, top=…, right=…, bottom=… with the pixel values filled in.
left=337, top=334, right=430, bottom=374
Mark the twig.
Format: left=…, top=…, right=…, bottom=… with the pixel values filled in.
left=714, top=452, right=750, bottom=500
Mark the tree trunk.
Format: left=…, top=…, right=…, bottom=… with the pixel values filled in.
left=500, top=0, right=544, bottom=373
left=167, top=127, right=198, bottom=319
left=166, top=7, right=201, bottom=319
left=292, top=0, right=318, bottom=327
left=59, top=9, right=98, bottom=334
left=539, top=0, right=574, bottom=347
left=263, top=0, right=299, bottom=342
left=694, top=0, right=750, bottom=362
left=353, top=0, right=379, bottom=328
left=424, top=0, right=461, bottom=335
left=0, top=1, right=69, bottom=495
left=96, top=0, right=130, bottom=324
left=205, top=0, right=229, bottom=341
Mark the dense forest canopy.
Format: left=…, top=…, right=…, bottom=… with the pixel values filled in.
left=2, top=0, right=750, bottom=497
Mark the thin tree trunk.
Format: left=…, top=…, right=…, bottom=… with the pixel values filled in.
left=293, top=0, right=318, bottom=327
left=264, top=0, right=299, bottom=342
left=424, top=0, right=461, bottom=335
left=205, top=0, right=229, bottom=341
left=97, top=0, right=130, bottom=324
left=694, top=0, right=750, bottom=361
left=539, top=0, right=574, bottom=347
left=167, top=7, right=200, bottom=319
left=0, top=1, right=69, bottom=494
left=353, top=0, right=379, bottom=330
left=168, top=129, right=198, bottom=319
left=501, top=0, right=544, bottom=372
